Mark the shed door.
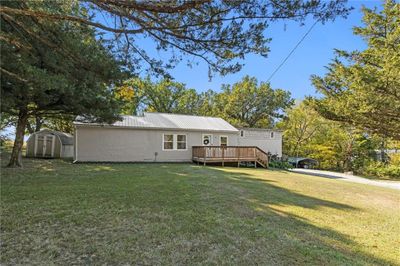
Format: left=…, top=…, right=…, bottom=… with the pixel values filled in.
left=35, top=135, right=55, bottom=157
left=43, top=135, right=54, bottom=157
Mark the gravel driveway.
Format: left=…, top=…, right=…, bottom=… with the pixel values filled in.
left=290, top=169, right=400, bottom=190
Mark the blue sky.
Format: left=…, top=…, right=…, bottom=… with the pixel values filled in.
left=139, top=1, right=379, bottom=100
left=3, top=1, right=382, bottom=139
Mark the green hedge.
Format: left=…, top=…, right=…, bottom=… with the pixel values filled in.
left=361, top=162, right=400, bottom=180
left=269, top=161, right=293, bottom=169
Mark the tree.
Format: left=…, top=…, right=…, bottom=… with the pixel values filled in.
left=124, top=77, right=201, bottom=114
left=281, top=101, right=378, bottom=172
left=279, top=101, right=323, bottom=158
left=216, top=76, right=293, bottom=127
left=310, top=0, right=400, bottom=139
left=0, top=1, right=351, bottom=78
left=26, top=115, right=76, bottom=134
left=120, top=76, right=292, bottom=128
left=1, top=2, right=125, bottom=167
left=307, top=124, right=375, bottom=172
left=196, top=90, right=219, bottom=117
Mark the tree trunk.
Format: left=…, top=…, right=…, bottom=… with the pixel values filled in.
left=380, top=138, right=386, bottom=163
left=26, top=115, right=43, bottom=134
left=34, top=115, right=43, bottom=132
left=7, top=108, right=29, bottom=167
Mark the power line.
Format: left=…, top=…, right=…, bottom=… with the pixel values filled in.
left=267, top=20, right=319, bottom=82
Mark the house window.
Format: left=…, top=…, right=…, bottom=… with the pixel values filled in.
left=163, top=134, right=187, bottom=151
left=202, top=134, right=212, bottom=146
left=163, top=134, right=174, bottom=150
left=177, top=135, right=187, bottom=150
left=270, top=132, right=275, bottom=139
left=220, top=136, right=228, bottom=146
left=240, top=130, right=244, bottom=137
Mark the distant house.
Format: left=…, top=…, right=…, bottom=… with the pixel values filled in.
left=26, top=129, right=74, bottom=159
left=73, top=112, right=282, bottom=164
left=375, top=149, right=400, bottom=162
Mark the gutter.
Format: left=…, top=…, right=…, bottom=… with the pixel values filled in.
left=73, top=123, right=239, bottom=133
left=73, top=126, right=78, bottom=163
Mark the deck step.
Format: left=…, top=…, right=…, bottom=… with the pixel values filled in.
left=256, top=160, right=268, bottom=168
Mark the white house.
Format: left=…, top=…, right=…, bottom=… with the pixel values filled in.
left=73, top=112, right=282, bottom=163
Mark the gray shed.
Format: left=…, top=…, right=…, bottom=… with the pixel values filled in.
left=26, top=129, right=74, bottom=158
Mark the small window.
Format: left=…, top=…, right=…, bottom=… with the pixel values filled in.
left=163, top=134, right=173, bottom=150
left=240, top=130, right=244, bottom=137
left=270, top=132, right=274, bottom=139
left=177, top=135, right=187, bottom=150
left=220, top=136, right=228, bottom=146
left=202, top=134, right=212, bottom=145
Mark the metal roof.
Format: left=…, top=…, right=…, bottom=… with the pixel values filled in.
left=74, top=112, right=239, bottom=132
left=238, top=127, right=283, bottom=132
left=288, top=157, right=318, bottom=164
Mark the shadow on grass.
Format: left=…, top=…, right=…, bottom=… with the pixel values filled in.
left=1, top=159, right=396, bottom=265
left=174, top=166, right=392, bottom=265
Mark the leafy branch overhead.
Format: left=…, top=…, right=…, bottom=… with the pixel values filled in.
left=0, top=0, right=351, bottom=77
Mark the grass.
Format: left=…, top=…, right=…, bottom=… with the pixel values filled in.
left=1, top=156, right=400, bottom=265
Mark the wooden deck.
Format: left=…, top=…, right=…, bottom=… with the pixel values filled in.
left=192, top=146, right=269, bottom=168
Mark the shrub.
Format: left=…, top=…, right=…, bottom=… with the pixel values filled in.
left=269, top=161, right=293, bottom=169
left=361, top=162, right=400, bottom=180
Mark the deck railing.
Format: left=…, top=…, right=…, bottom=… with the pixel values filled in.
left=192, top=146, right=268, bottom=168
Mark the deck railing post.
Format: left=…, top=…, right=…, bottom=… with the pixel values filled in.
left=192, top=146, right=268, bottom=169
left=222, top=146, right=225, bottom=167
left=204, top=147, right=207, bottom=166
left=254, top=148, right=257, bottom=168
left=237, top=148, right=240, bottom=167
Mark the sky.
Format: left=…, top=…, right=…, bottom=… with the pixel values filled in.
left=137, top=0, right=379, bottom=100
left=3, top=1, right=383, bottom=139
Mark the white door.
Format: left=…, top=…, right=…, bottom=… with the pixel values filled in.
left=202, top=134, right=213, bottom=146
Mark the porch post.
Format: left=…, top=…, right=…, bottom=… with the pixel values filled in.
left=237, top=147, right=240, bottom=167
left=222, top=146, right=225, bottom=167
left=254, top=148, right=257, bottom=168
left=203, top=147, right=207, bottom=166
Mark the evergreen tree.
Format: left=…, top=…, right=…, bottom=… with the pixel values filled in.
left=1, top=2, right=125, bottom=167
left=310, top=0, right=400, bottom=139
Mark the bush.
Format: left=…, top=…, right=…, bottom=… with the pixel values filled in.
left=269, top=161, right=293, bottom=169
left=361, top=162, right=400, bottom=180
left=389, top=153, right=400, bottom=166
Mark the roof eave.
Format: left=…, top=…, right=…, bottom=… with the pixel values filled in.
left=74, top=123, right=239, bottom=133
left=237, top=127, right=284, bottom=132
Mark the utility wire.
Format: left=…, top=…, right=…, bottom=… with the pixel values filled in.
left=267, top=20, right=319, bottom=82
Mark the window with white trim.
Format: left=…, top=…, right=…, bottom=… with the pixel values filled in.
left=220, top=136, right=228, bottom=146
left=163, top=134, right=187, bottom=151
left=177, top=135, right=187, bottom=150
left=163, top=134, right=174, bottom=150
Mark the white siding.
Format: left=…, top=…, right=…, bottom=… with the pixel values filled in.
left=238, top=129, right=282, bottom=157
left=75, top=126, right=238, bottom=162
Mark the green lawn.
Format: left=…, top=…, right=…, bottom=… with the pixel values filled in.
left=1, top=157, right=399, bottom=265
